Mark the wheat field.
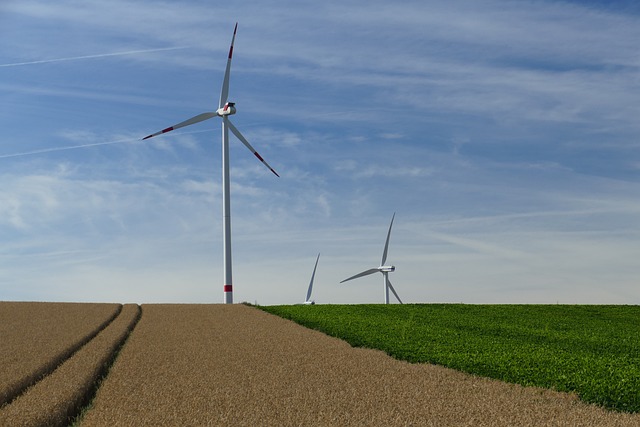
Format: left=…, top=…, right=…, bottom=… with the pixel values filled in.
left=79, top=304, right=639, bottom=426
left=0, top=302, right=120, bottom=407
left=0, top=304, right=140, bottom=427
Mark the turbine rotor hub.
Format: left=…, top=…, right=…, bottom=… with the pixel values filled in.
left=379, top=265, right=395, bottom=273
left=217, top=102, right=236, bottom=116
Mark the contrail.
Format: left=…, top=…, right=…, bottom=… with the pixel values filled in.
left=0, top=138, right=138, bottom=159
left=0, top=128, right=215, bottom=160
left=0, top=46, right=189, bottom=68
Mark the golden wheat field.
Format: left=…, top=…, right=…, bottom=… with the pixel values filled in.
left=1, top=302, right=639, bottom=426
left=0, top=304, right=140, bottom=427
left=0, top=302, right=120, bottom=408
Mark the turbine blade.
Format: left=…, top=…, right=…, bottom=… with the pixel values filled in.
left=219, top=22, right=238, bottom=110
left=306, top=253, right=320, bottom=302
left=386, top=276, right=403, bottom=304
left=340, top=268, right=379, bottom=283
left=142, top=112, right=216, bottom=140
left=381, top=212, right=395, bottom=265
left=227, top=119, right=280, bottom=177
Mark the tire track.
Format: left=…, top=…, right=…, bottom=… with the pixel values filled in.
left=0, top=304, right=141, bottom=427
left=0, top=303, right=122, bottom=408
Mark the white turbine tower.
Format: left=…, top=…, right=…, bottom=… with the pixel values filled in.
left=142, top=23, right=279, bottom=304
left=341, top=213, right=403, bottom=304
left=303, top=253, right=320, bottom=305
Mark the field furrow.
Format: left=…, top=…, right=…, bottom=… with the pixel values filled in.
left=0, top=302, right=121, bottom=407
left=0, top=304, right=141, bottom=427
left=79, top=304, right=640, bottom=426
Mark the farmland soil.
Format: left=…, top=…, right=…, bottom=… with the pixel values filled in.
left=80, top=304, right=640, bottom=426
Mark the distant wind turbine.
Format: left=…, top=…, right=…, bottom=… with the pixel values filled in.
left=303, top=253, right=320, bottom=305
left=142, top=23, right=279, bottom=304
left=341, top=213, right=403, bottom=304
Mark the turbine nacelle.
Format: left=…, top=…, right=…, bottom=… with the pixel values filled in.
left=217, top=102, right=236, bottom=116
left=379, top=265, right=395, bottom=273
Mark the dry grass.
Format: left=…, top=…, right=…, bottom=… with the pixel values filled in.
left=0, top=304, right=140, bottom=427
left=0, top=302, right=120, bottom=407
left=80, top=304, right=640, bottom=426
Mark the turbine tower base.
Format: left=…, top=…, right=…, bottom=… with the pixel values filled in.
left=224, top=285, right=233, bottom=304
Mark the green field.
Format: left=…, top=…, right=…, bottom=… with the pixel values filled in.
left=260, top=304, right=640, bottom=413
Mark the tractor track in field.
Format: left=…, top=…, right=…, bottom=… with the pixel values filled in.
left=0, top=303, right=122, bottom=408
left=0, top=304, right=141, bottom=427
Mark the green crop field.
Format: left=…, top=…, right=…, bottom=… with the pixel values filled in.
left=260, top=304, right=640, bottom=413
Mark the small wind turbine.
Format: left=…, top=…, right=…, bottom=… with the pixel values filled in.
left=303, top=253, right=320, bottom=305
left=142, top=23, right=279, bottom=304
left=341, top=213, right=403, bottom=304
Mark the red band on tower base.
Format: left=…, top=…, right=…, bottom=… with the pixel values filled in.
left=223, top=285, right=233, bottom=292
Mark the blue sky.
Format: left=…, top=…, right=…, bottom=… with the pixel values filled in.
left=1, top=0, right=639, bottom=305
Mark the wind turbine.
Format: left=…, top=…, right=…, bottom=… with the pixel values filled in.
left=341, top=213, right=403, bottom=304
left=142, top=23, right=279, bottom=304
left=303, top=253, right=320, bottom=305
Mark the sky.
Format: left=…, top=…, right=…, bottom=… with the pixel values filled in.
left=1, top=0, right=639, bottom=305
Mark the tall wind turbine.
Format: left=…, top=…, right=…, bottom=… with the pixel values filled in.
left=142, top=23, right=279, bottom=304
left=341, top=213, right=403, bottom=304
